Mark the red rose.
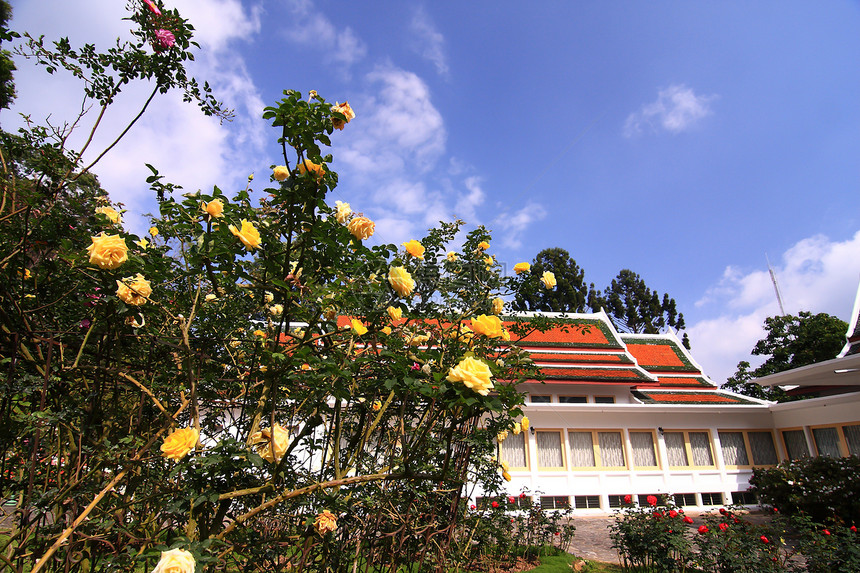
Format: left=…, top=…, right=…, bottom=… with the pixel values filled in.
left=624, top=494, right=632, bottom=504
left=760, top=535, right=770, bottom=544
left=520, top=492, right=527, bottom=499
left=772, top=507, right=779, bottom=513
left=554, top=531, right=560, bottom=536
left=508, top=496, right=516, bottom=504
left=851, top=526, right=857, bottom=532
left=698, top=525, right=709, bottom=534
left=646, top=495, right=658, bottom=507
left=719, top=523, right=728, bottom=531
left=719, top=508, right=727, bottom=515
left=653, top=511, right=662, bottom=519
left=469, top=504, right=476, bottom=510
left=668, top=510, right=678, bottom=518
left=683, top=516, right=694, bottom=524
left=823, top=529, right=831, bottom=536
left=491, top=501, right=499, bottom=508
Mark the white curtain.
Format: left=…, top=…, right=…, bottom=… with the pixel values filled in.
left=782, top=430, right=809, bottom=460
left=690, top=432, right=713, bottom=466
left=812, top=427, right=841, bottom=457
left=748, top=431, right=778, bottom=465
left=630, top=432, right=657, bottom=467
left=665, top=432, right=688, bottom=467
left=718, top=432, right=749, bottom=466
left=537, top=431, right=564, bottom=468
left=598, top=432, right=625, bottom=467
left=843, top=425, right=860, bottom=456
left=568, top=431, right=596, bottom=467
left=500, top=432, right=527, bottom=468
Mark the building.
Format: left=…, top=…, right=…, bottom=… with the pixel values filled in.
left=492, top=300, right=860, bottom=514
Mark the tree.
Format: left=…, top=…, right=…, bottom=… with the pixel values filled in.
left=723, top=312, right=848, bottom=401
left=512, top=247, right=596, bottom=313
left=592, top=269, right=688, bottom=346
left=0, top=0, right=16, bottom=111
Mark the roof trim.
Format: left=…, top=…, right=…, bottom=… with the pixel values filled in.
left=754, top=352, right=860, bottom=387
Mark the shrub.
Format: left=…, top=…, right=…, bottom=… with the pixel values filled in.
left=609, top=496, right=692, bottom=572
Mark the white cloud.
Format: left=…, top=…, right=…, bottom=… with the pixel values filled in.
left=7, top=0, right=269, bottom=235
left=282, top=0, right=367, bottom=70
left=492, top=202, right=548, bottom=249
left=624, top=84, right=717, bottom=137
left=688, top=231, right=860, bottom=384
left=410, top=7, right=449, bottom=77
left=454, top=176, right=485, bottom=222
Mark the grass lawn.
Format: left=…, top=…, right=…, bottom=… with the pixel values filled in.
left=530, top=553, right=623, bottom=573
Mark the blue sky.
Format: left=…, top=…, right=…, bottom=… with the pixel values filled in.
left=7, top=0, right=860, bottom=383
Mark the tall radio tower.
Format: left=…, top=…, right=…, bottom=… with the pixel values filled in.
left=766, top=254, right=786, bottom=316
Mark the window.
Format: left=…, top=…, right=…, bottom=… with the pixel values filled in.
left=629, top=431, right=659, bottom=468
left=781, top=429, right=809, bottom=460
left=594, top=396, right=616, bottom=404
left=536, top=430, right=565, bottom=469
left=664, top=430, right=715, bottom=468
left=843, top=424, right=860, bottom=456
left=732, top=491, right=757, bottom=505
left=608, top=495, right=626, bottom=508
left=508, top=495, right=532, bottom=509
left=701, top=492, right=723, bottom=506
left=530, top=395, right=552, bottom=403
left=718, top=430, right=778, bottom=467
left=638, top=494, right=662, bottom=506
left=567, top=430, right=626, bottom=469
left=500, top=431, right=528, bottom=469
left=559, top=395, right=587, bottom=403
left=812, top=427, right=842, bottom=457
left=574, top=495, right=600, bottom=509
left=674, top=493, right=696, bottom=507
left=540, top=496, right=569, bottom=510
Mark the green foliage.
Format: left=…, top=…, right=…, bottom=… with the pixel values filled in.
left=0, top=0, right=17, bottom=112
left=609, top=496, right=692, bottom=572
left=591, top=269, right=686, bottom=339
left=724, top=312, right=848, bottom=400
left=788, top=512, right=860, bottom=573
left=749, top=456, right=860, bottom=525
left=693, top=507, right=787, bottom=573
left=0, top=4, right=560, bottom=572
left=512, top=247, right=596, bottom=313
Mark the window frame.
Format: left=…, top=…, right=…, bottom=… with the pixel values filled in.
left=628, top=429, right=661, bottom=469
left=530, top=394, right=552, bottom=403
left=535, top=429, right=567, bottom=470
left=594, top=395, right=616, bottom=404
left=779, top=427, right=811, bottom=460
left=498, top=427, right=530, bottom=471
left=566, top=429, right=628, bottom=470
left=663, top=429, right=716, bottom=469
left=717, top=429, right=780, bottom=469
left=809, top=424, right=850, bottom=458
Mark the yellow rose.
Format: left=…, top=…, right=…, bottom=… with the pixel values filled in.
left=402, top=239, right=425, bottom=259
left=348, top=216, right=375, bottom=240
left=520, top=416, right=529, bottom=431
left=134, top=237, right=150, bottom=250
left=491, top=297, right=504, bottom=315
left=249, top=424, right=290, bottom=463
left=152, top=548, right=195, bottom=573
left=334, top=200, right=352, bottom=224
left=160, top=427, right=199, bottom=461
left=387, top=306, right=402, bottom=321
left=351, top=319, right=368, bottom=335
left=314, top=509, right=338, bottom=534
left=502, top=471, right=512, bottom=482
left=331, top=101, right=355, bottom=130
left=149, top=226, right=159, bottom=237
left=205, top=293, right=217, bottom=302
left=229, top=219, right=261, bottom=250
left=484, top=255, right=495, bottom=269
left=446, top=251, right=457, bottom=262
left=202, top=198, right=224, bottom=218
left=408, top=333, right=430, bottom=346
left=270, top=304, right=283, bottom=316
left=372, top=400, right=382, bottom=411
left=298, top=159, right=325, bottom=179
left=253, top=329, right=266, bottom=338
left=541, top=271, right=557, bottom=290
left=512, top=422, right=521, bottom=435
left=381, top=326, right=392, bottom=335
left=497, top=430, right=508, bottom=443
left=387, top=266, right=415, bottom=297
left=513, top=262, right=530, bottom=274
left=87, top=233, right=128, bottom=270
left=308, top=89, right=319, bottom=100
left=116, top=273, right=152, bottom=306
left=471, top=314, right=505, bottom=339
left=446, top=356, right=494, bottom=396
left=95, top=206, right=121, bottom=224
left=477, top=240, right=490, bottom=250
left=273, top=165, right=290, bottom=181
left=265, top=291, right=275, bottom=303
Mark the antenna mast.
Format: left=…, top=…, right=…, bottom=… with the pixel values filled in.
left=766, top=254, right=786, bottom=316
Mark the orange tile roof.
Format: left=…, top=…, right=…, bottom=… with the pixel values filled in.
left=511, top=319, right=623, bottom=349
left=541, top=366, right=654, bottom=383
left=529, top=352, right=630, bottom=364
left=632, top=391, right=759, bottom=405
left=656, top=376, right=713, bottom=388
